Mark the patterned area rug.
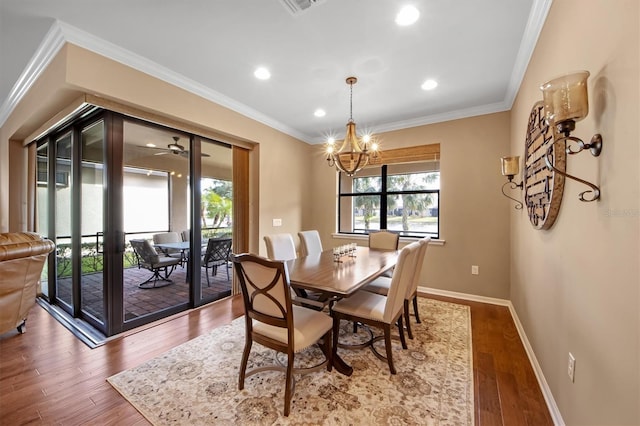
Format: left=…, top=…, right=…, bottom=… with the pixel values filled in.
left=107, top=298, right=473, bottom=425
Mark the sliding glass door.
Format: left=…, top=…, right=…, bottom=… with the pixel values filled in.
left=35, top=108, right=236, bottom=338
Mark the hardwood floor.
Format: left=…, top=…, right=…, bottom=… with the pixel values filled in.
left=0, top=294, right=553, bottom=425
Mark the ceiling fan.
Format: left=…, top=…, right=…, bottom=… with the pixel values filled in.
left=149, top=136, right=210, bottom=157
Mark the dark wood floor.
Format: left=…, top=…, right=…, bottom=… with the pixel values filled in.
left=0, top=294, right=553, bottom=425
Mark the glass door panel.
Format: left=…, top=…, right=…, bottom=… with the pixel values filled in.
left=199, top=139, right=233, bottom=303
left=122, top=121, right=190, bottom=322
left=54, top=132, right=73, bottom=309
left=79, top=121, right=106, bottom=324
left=36, top=142, right=50, bottom=298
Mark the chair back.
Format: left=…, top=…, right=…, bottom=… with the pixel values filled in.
left=383, top=242, right=420, bottom=322
left=231, top=253, right=293, bottom=332
left=298, top=230, right=323, bottom=257
left=130, top=239, right=159, bottom=266
left=406, top=237, right=431, bottom=298
left=153, top=232, right=181, bottom=254
left=203, top=238, right=232, bottom=266
left=264, top=233, right=297, bottom=261
left=181, top=230, right=190, bottom=242
left=369, top=230, right=399, bottom=250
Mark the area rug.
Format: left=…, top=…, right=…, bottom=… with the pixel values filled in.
left=107, top=298, right=473, bottom=425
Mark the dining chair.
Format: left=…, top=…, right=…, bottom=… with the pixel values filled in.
left=130, top=239, right=182, bottom=289
left=152, top=232, right=184, bottom=265
left=298, top=230, right=323, bottom=257
left=369, top=230, right=400, bottom=281
left=363, top=236, right=431, bottom=339
left=368, top=230, right=399, bottom=250
left=201, top=237, right=232, bottom=285
left=264, top=233, right=297, bottom=261
left=181, top=229, right=190, bottom=242
left=331, top=242, right=420, bottom=374
left=265, top=233, right=328, bottom=310
left=231, top=253, right=333, bottom=416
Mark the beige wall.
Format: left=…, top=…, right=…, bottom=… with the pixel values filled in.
left=509, top=0, right=639, bottom=424
left=310, top=112, right=513, bottom=299
left=0, top=44, right=313, bottom=258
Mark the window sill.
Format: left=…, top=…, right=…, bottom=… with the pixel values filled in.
left=331, top=233, right=445, bottom=246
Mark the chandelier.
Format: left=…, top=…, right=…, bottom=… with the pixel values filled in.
left=325, top=77, right=380, bottom=176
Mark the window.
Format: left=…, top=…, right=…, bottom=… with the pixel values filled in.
left=338, top=144, right=440, bottom=239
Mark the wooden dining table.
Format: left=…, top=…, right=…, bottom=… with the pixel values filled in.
left=286, top=246, right=399, bottom=375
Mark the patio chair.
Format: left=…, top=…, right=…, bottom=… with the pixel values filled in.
left=130, top=239, right=181, bottom=289
left=152, top=232, right=184, bottom=265
left=202, top=237, right=232, bottom=285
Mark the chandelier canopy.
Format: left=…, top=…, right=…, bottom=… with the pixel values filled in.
left=325, top=77, right=380, bottom=176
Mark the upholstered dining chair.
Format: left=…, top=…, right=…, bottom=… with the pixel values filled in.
left=298, top=230, right=323, bottom=257
left=264, top=233, right=328, bottom=310
left=152, top=232, right=184, bottom=265
left=368, top=230, right=399, bottom=250
left=231, top=253, right=333, bottom=416
left=202, top=237, right=232, bottom=285
left=264, top=233, right=297, bottom=261
left=363, top=236, right=431, bottom=339
left=369, top=230, right=400, bottom=281
left=130, top=239, right=182, bottom=289
left=331, top=242, right=420, bottom=374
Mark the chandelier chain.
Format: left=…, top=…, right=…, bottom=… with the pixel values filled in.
left=349, top=80, right=353, bottom=122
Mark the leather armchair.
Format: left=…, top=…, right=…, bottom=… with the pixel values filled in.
left=0, top=232, right=55, bottom=335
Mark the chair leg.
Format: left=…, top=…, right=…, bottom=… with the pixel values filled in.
left=413, top=295, right=421, bottom=323
left=284, top=352, right=294, bottom=416
left=397, top=315, right=407, bottom=350
left=205, top=265, right=211, bottom=287
left=383, top=324, right=396, bottom=374
left=238, top=339, right=252, bottom=391
left=404, top=299, right=413, bottom=340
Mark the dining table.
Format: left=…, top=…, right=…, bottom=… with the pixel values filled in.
left=286, top=245, right=399, bottom=376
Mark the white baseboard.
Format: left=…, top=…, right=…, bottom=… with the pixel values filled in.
left=418, top=286, right=565, bottom=426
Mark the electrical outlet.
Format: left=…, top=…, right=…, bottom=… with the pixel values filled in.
left=471, top=265, right=479, bottom=275
left=272, top=218, right=282, bottom=227
left=568, top=352, right=576, bottom=382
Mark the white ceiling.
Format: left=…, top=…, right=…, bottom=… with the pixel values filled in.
left=0, top=0, right=551, bottom=144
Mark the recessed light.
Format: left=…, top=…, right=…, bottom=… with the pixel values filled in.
left=314, top=109, right=326, bottom=117
left=146, top=143, right=156, bottom=147
left=254, top=67, right=271, bottom=80
left=396, top=5, right=420, bottom=26
left=421, top=79, right=438, bottom=91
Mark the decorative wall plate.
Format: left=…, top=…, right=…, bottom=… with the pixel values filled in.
left=523, top=101, right=566, bottom=229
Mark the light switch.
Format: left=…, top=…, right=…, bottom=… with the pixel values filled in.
left=272, top=218, right=282, bottom=227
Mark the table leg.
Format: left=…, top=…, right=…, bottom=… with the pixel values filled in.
left=332, top=353, right=353, bottom=376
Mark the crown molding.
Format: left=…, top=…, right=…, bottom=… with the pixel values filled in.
left=504, top=0, right=553, bottom=107
left=0, top=20, right=309, bottom=142
left=310, top=100, right=511, bottom=144
left=0, top=22, right=66, bottom=128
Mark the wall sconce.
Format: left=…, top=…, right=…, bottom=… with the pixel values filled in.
left=540, top=70, right=603, bottom=201
left=500, top=156, right=523, bottom=209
